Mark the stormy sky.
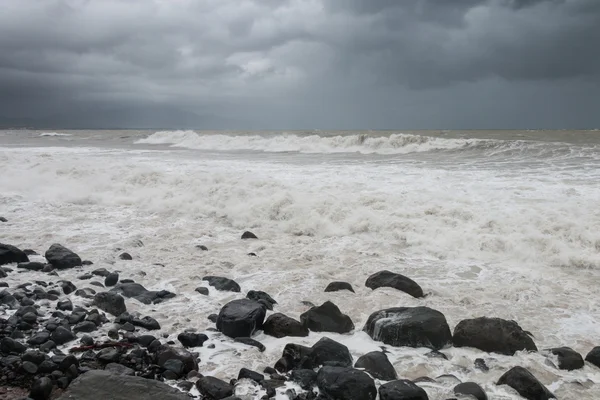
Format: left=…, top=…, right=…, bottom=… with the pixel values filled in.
left=1, top=0, right=599, bottom=129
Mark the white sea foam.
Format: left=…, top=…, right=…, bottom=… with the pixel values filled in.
left=1, top=142, right=600, bottom=399
left=39, top=132, right=72, bottom=137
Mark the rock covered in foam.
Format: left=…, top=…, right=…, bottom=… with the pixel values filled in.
left=496, top=366, right=555, bottom=400
left=300, top=301, right=354, bottom=334
left=0, top=243, right=29, bottom=266
left=363, top=306, right=451, bottom=350
left=365, top=270, right=423, bottom=298
left=216, top=299, right=266, bottom=338
left=44, top=244, right=82, bottom=269
left=453, top=317, right=536, bottom=355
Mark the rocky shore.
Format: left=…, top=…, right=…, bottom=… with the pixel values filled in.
left=1, top=231, right=600, bottom=399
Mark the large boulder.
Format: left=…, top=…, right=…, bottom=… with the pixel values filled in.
left=44, top=244, right=82, bottom=269
left=585, top=346, right=600, bottom=368
left=203, top=276, right=241, bottom=292
left=379, top=380, right=429, bottom=400
left=365, top=270, right=423, bottom=298
left=363, top=307, right=451, bottom=350
left=300, top=301, right=354, bottom=334
left=274, top=343, right=313, bottom=372
left=453, top=317, right=537, bottom=355
left=263, top=313, right=309, bottom=338
left=196, top=376, right=234, bottom=399
left=56, top=370, right=189, bottom=399
left=156, top=346, right=198, bottom=374
left=454, top=382, right=488, bottom=400
left=355, top=351, right=397, bottom=381
left=93, top=292, right=127, bottom=316
left=275, top=337, right=352, bottom=372
left=216, top=299, right=266, bottom=338
left=317, top=367, right=376, bottom=400
left=0, top=243, right=29, bottom=266
left=497, top=366, right=555, bottom=400
left=546, top=347, right=584, bottom=370
left=246, top=290, right=277, bottom=309
left=110, top=283, right=175, bottom=305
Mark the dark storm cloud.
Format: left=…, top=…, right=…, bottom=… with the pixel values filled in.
left=0, top=0, right=598, bottom=128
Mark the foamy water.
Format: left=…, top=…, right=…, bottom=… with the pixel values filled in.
left=1, top=130, right=600, bottom=399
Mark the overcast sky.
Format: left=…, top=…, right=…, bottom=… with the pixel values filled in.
left=1, top=0, right=599, bottom=129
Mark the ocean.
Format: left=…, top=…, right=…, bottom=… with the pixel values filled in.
left=1, top=129, right=600, bottom=398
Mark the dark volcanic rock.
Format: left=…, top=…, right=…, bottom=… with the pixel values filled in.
left=94, top=292, right=127, bottom=316
left=497, top=366, right=555, bottom=400
left=196, top=245, right=209, bottom=251
left=75, top=288, right=96, bottom=298
left=234, top=337, right=266, bottom=352
left=157, top=346, right=198, bottom=374
left=290, top=369, right=317, bottom=390
left=355, top=351, right=397, bottom=381
left=453, top=317, right=537, bottom=355
left=131, top=316, right=160, bottom=330
left=454, top=382, right=488, bottom=400
left=317, top=366, right=376, bottom=400
left=274, top=343, right=313, bottom=372
left=51, top=326, right=75, bottom=345
left=585, top=346, right=600, bottom=368
left=195, top=287, right=209, bottom=295
left=92, top=268, right=111, bottom=277
left=0, top=217, right=6, bottom=222
left=105, top=362, right=135, bottom=376
left=246, top=290, right=277, bottom=309
left=300, top=301, right=354, bottom=334
left=61, top=280, right=77, bottom=295
left=119, top=252, right=133, bottom=260
left=105, top=272, right=119, bottom=287
left=57, top=299, right=73, bottom=311
left=1, top=337, right=27, bottom=354
left=324, top=281, right=355, bottom=293
left=30, top=377, right=53, bottom=400
left=17, top=262, right=46, bottom=271
left=241, top=231, right=258, bottom=239
left=196, top=376, right=234, bottom=399
left=110, top=282, right=175, bottom=304
left=365, top=270, right=424, bottom=298
left=0, top=243, right=29, bottom=266
left=203, top=276, right=241, bottom=292
left=74, top=321, right=98, bottom=333
left=238, top=367, right=264, bottom=383
left=28, top=331, right=51, bottom=346
left=178, top=332, right=208, bottom=348
left=379, top=380, right=428, bottom=400
left=547, top=347, right=584, bottom=370
left=309, top=337, right=353, bottom=368
left=216, top=299, right=266, bottom=338
left=363, top=306, right=452, bottom=350
left=45, top=244, right=82, bottom=269
left=263, top=313, right=309, bottom=338
left=56, top=370, right=189, bottom=400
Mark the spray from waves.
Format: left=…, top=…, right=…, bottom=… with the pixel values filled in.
left=135, top=130, right=492, bottom=155
left=40, top=132, right=72, bottom=137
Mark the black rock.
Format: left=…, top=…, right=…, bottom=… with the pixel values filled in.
left=585, top=346, right=600, bottom=368
left=45, top=244, right=82, bottom=269
left=0, top=281, right=7, bottom=287
left=355, top=351, right=397, bottom=381
left=0, top=243, right=29, bottom=266
left=131, top=316, right=161, bottom=330
left=454, top=382, right=487, bottom=400
left=238, top=367, right=264, bottom=383
left=97, top=348, right=121, bottom=363
left=453, top=317, right=537, bottom=355
left=363, top=306, right=452, bottom=350
left=89, top=281, right=105, bottom=288
left=241, top=231, right=258, bottom=239
left=324, top=281, right=355, bottom=293
left=105, top=272, right=119, bottom=287
left=497, top=366, right=555, bottom=400
left=30, top=377, right=53, bottom=400
left=22, top=360, right=39, bottom=374
left=474, top=358, right=489, bottom=372
left=178, top=332, right=208, bottom=348
left=23, top=249, right=38, bottom=255
left=74, top=321, right=97, bottom=333
left=38, top=360, right=59, bottom=373
left=157, top=347, right=198, bottom=374
left=203, top=276, right=241, bottom=292
left=138, top=335, right=156, bottom=347
left=195, top=287, right=209, bottom=295
left=110, top=282, right=175, bottom=304
left=22, top=350, right=46, bottom=365
left=78, top=274, right=93, bottom=280
left=0, top=337, right=27, bottom=354
left=17, top=262, right=46, bottom=271
left=57, top=299, right=73, bottom=311
left=58, top=354, right=79, bottom=371
left=234, top=337, right=266, bottom=352
left=120, top=279, right=135, bottom=284
left=365, top=270, right=424, bottom=298
left=274, top=343, right=313, bottom=372
left=22, top=311, right=38, bottom=324
left=196, top=376, right=234, bottom=399
left=379, top=380, right=428, bottom=400
left=196, top=245, right=209, bottom=251
left=263, top=313, right=309, bottom=338
left=119, top=252, right=133, bottom=260
left=216, top=299, right=266, bottom=338
left=75, top=288, right=96, bottom=299
left=317, top=366, right=376, bottom=400
left=300, top=301, right=354, bottom=334
left=122, top=322, right=135, bottom=332
left=163, top=358, right=185, bottom=377
left=61, top=281, right=77, bottom=295
left=67, top=311, right=86, bottom=325
left=246, top=290, right=277, bottom=309
left=93, top=292, right=127, bottom=316
left=261, top=379, right=285, bottom=398
left=290, top=369, right=317, bottom=390
left=28, top=331, right=51, bottom=346
left=547, top=347, right=584, bottom=370
left=0, top=217, right=6, bottom=222
left=208, top=314, right=218, bottom=323
left=39, top=340, right=57, bottom=352
left=308, top=337, right=353, bottom=368
left=80, top=335, right=94, bottom=346
left=105, top=362, right=135, bottom=376
left=92, top=268, right=111, bottom=277
left=51, top=326, right=75, bottom=345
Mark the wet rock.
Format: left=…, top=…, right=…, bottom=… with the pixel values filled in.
left=238, top=367, right=264, bottom=383
left=105, top=272, right=119, bottom=287
left=163, top=358, right=185, bottom=378
left=585, top=346, right=600, bottom=368
left=234, top=337, right=266, bottom=352
left=274, top=343, right=313, bottom=372
left=22, top=350, right=46, bottom=365
left=216, top=299, right=266, bottom=338
left=110, top=282, right=175, bottom=304
left=355, top=351, right=397, bottom=381
left=92, top=268, right=111, bottom=277
left=80, top=335, right=94, bottom=346
left=57, top=299, right=73, bottom=311
left=75, top=288, right=96, bottom=298
left=138, top=335, right=156, bottom=347
left=89, top=281, right=105, bottom=288
left=290, top=369, right=317, bottom=390
left=0, top=337, right=27, bottom=354
left=38, top=360, right=59, bottom=373
left=547, top=347, right=584, bottom=370
left=22, top=311, right=38, bottom=324
left=157, top=346, right=198, bottom=374
left=203, top=276, right=241, bottom=292
left=261, top=379, right=285, bottom=397
left=17, top=262, right=46, bottom=271
left=21, top=360, right=39, bottom=374
left=74, top=321, right=98, bottom=333
left=454, top=382, right=488, bottom=400
left=263, top=313, right=309, bottom=338
left=45, top=244, right=82, bottom=269
left=365, top=270, right=424, bottom=298
left=97, top=348, right=121, bottom=363
left=324, top=281, right=355, bottom=293
left=309, top=337, right=353, bottom=368
left=196, top=376, right=234, bottom=399
left=61, top=281, right=77, bottom=295
left=0, top=243, right=29, bottom=266
left=453, top=317, right=537, bottom=355
left=28, top=331, right=51, bottom=346
left=51, top=326, right=75, bottom=345
left=119, top=252, right=132, bottom=260
left=317, top=366, right=376, bottom=400
left=196, top=245, right=209, bottom=251
left=82, top=260, right=94, bottom=265
left=30, top=377, right=53, bottom=400
left=93, top=292, right=127, bottom=316
left=39, top=340, right=56, bottom=352
left=78, top=273, right=93, bottom=280
left=56, top=370, right=189, bottom=399
left=178, top=332, right=208, bottom=348
left=379, top=380, right=428, bottom=400
left=195, top=287, right=209, bottom=295
left=208, top=314, right=218, bottom=323
left=474, top=358, right=489, bottom=372
left=131, top=316, right=160, bottom=330
left=105, top=362, right=135, bottom=376
left=363, top=306, right=452, bottom=350
left=241, top=231, right=258, bottom=239
left=300, top=301, right=354, bottom=334
left=0, top=217, right=6, bottom=222
left=246, top=290, right=277, bottom=309
left=497, top=366, right=555, bottom=400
